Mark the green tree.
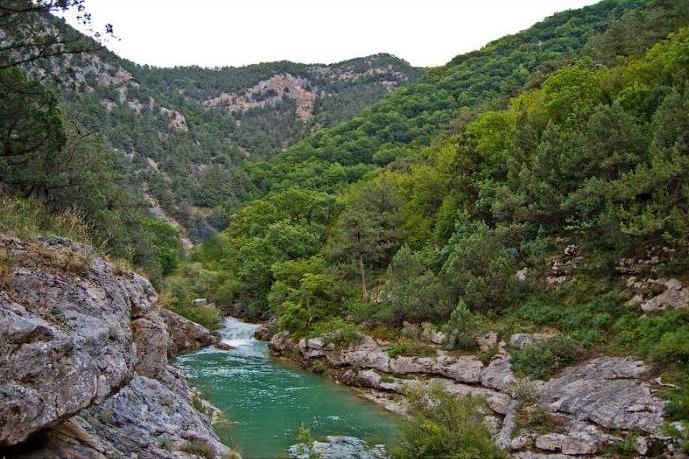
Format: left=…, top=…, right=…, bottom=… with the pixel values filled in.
left=327, top=179, right=403, bottom=299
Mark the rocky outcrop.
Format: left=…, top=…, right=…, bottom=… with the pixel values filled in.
left=272, top=329, right=670, bottom=457
left=77, top=376, right=228, bottom=458
left=288, top=435, right=386, bottom=459
left=159, top=308, right=218, bottom=357
left=203, top=73, right=317, bottom=121
left=0, top=235, right=230, bottom=457
left=540, top=357, right=664, bottom=433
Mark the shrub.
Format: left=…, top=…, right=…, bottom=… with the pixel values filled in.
left=313, top=318, right=363, bottom=348
left=443, top=301, right=485, bottom=350
left=441, top=219, right=517, bottom=312
left=511, top=336, right=584, bottom=380
left=392, top=385, right=507, bottom=459
left=0, top=193, right=93, bottom=244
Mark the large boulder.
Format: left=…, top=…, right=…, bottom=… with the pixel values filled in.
left=0, top=236, right=138, bottom=446
left=289, top=435, right=386, bottom=459
left=158, top=308, right=218, bottom=357
left=79, top=376, right=229, bottom=458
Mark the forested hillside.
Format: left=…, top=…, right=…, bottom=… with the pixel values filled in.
left=52, top=47, right=420, bottom=240
left=173, top=0, right=689, bottom=451
left=0, top=4, right=419, bottom=285
left=244, top=0, right=656, bottom=194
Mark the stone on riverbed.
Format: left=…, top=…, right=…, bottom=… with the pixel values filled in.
left=289, top=436, right=387, bottom=459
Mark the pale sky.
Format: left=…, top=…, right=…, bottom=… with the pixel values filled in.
left=63, top=0, right=601, bottom=68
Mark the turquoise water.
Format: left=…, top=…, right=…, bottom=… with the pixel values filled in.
left=173, top=317, right=400, bottom=458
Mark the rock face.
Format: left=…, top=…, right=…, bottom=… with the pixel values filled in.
left=288, top=435, right=386, bottom=459
left=159, top=307, right=218, bottom=357
left=540, top=356, right=665, bottom=433
left=0, top=235, right=230, bottom=457
left=272, top=329, right=671, bottom=457
left=77, top=376, right=228, bottom=458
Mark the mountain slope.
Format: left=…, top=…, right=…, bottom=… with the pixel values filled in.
left=35, top=31, right=421, bottom=240
left=246, top=0, right=651, bottom=194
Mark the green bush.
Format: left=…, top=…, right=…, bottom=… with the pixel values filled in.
left=392, top=385, right=507, bottom=459
left=511, top=336, right=584, bottom=380
left=443, top=301, right=485, bottom=350
left=312, top=318, right=363, bottom=347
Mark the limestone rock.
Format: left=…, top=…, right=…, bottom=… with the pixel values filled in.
left=421, top=322, right=446, bottom=344
left=79, top=376, right=229, bottom=458
left=509, top=332, right=555, bottom=349
left=340, top=369, right=404, bottom=393
left=540, top=357, right=665, bottom=433
left=216, top=341, right=233, bottom=350
left=433, top=355, right=484, bottom=384
left=131, top=310, right=170, bottom=379
left=253, top=324, right=271, bottom=341
left=480, top=357, right=517, bottom=392
left=534, top=422, right=613, bottom=455
left=0, top=237, right=138, bottom=446
left=158, top=308, right=218, bottom=357
left=289, top=435, right=386, bottom=459
left=495, top=400, right=519, bottom=448
left=477, top=331, right=499, bottom=352
left=0, top=235, right=230, bottom=456
left=641, top=278, right=689, bottom=312
left=270, top=331, right=295, bottom=354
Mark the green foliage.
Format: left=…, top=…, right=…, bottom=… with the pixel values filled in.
left=0, top=192, right=92, bottom=244
left=161, top=275, right=222, bottom=330
left=392, top=386, right=508, bottom=459
left=441, top=218, right=517, bottom=312
left=511, top=336, right=584, bottom=380
left=142, top=218, right=183, bottom=276
left=379, top=246, right=452, bottom=325
left=311, top=318, right=363, bottom=348
left=387, top=338, right=437, bottom=359
left=56, top=51, right=419, bottom=238
left=252, top=0, right=646, bottom=195
left=443, top=301, right=486, bottom=351
left=0, top=63, right=181, bottom=285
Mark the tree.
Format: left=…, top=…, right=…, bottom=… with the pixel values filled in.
left=327, top=179, right=403, bottom=299
left=0, top=0, right=113, bottom=70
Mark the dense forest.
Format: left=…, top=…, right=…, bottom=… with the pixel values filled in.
left=164, top=0, right=689, bottom=452
left=0, top=6, right=418, bottom=283
left=53, top=48, right=420, bottom=240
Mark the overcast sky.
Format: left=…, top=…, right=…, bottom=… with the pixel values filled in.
left=62, top=0, right=601, bottom=68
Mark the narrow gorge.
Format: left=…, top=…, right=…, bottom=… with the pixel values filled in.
left=3, top=0, right=689, bottom=457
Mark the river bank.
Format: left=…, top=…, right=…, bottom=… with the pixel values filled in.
left=173, top=317, right=400, bottom=459
left=268, top=329, right=680, bottom=457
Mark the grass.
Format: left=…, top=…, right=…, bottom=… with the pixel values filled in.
left=387, top=337, right=437, bottom=359
left=0, top=192, right=93, bottom=245
left=181, top=440, right=214, bottom=459
left=157, top=436, right=173, bottom=450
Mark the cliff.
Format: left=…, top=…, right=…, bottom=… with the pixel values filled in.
left=0, top=235, right=232, bottom=458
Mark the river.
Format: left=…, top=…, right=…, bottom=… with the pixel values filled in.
left=173, top=317, right=400, bottom=458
